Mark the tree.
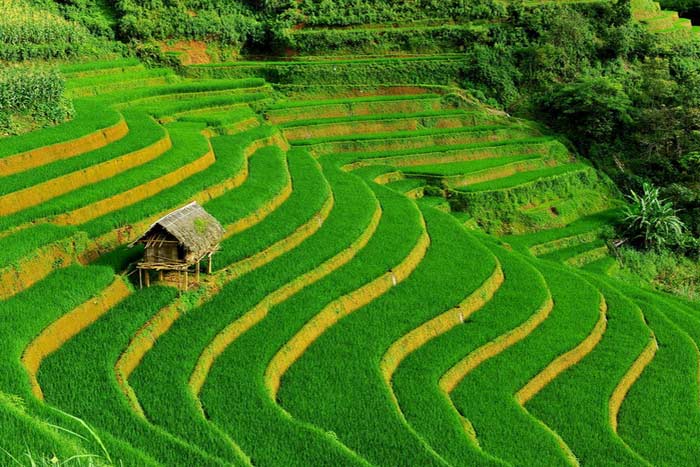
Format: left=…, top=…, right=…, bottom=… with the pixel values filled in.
left=539, top=76, right=632, bottom=147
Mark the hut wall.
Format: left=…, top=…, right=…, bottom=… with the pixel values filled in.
left=145, top=243, right=180, bottom=263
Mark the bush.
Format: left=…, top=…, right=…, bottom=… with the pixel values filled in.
left=621, top=182, right=687, bottom=250
left=615, top=246, right=700, bottom=300
left=113, top=0, right=263, bottom=48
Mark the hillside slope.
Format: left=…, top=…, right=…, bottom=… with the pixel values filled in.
left=0, top=57, right=697, bottom=467
left=1, top=0, right=700, bottom=465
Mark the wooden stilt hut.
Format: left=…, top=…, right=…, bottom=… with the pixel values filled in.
left=130, top=202, right=224, bottom=290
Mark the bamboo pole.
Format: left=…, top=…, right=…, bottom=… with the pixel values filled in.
left=208, top=253, right=212, bottom=274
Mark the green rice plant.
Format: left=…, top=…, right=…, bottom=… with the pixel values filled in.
left=0, top=100, right=122, bottom=161
left=539, top=239, right=607, bottom=263
left=59, top=59, right=142, bottom=76
left=266, top=93, right=441, bottom=111
left=613, top=285, right=700, bottom=465
left=504, top=209, right=622, bottom=253
left=0, top=266, right=156, bottom=466
left=303, top=128, right=539, bottom=157
left=200, top=183, right=424, bottom=465
left=403, top=154, right=543, bottom=177
left=342, top=137, right=563, bottom=166
left=133, top=93, right=269, bottom=120
left=351, top=164, right=399, bottom=182
left=38, top=286, right=247, bottom=466
left=417, top=196, right=450, bottom=211
left=0, top=78, right=263, bottom=164
left=448, top=260, right=601, bottom=466
left=128, top=149, right=345, bottom=462
left=295, top=124, right=534, bottom=147
left=65, top=69, right=175, bottom=91
left=278, top=207, right=497, bottom=466
left=392, top=245, right=549, bottom=466
left=451, top=166, right=617, bottom=234
left=385, top=178, right=425, bottom=194
left=177, top=107, right=257, bottom=127
left=279, top=109, right=501, bottom=129
left=0, top=224, right=81, bottom=270
left=0, top=109, right=166, bottom=196
left=202, top=147, right=286, bottom=235
left=522, top=271, right=651, bottom=466
left=0, top=396, right=83, bottom=465
left=100, top=79, right=266, bottom=107
left=80, top=127, right=280, bottom=239
left=458, top=163, right=590, bottom=192
left=0, top=121, right=210, bottom=231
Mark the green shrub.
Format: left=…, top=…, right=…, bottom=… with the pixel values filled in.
left=0, top=67, right=73, bottom=135
left=621, top=182, right=687, bottom=250
left=614, top=246, right=700, bottom=299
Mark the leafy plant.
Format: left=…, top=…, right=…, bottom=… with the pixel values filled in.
left=622, top=182, right=686, bottom=249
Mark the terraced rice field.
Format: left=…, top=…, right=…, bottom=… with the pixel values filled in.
left=2, top=57, right=699, bottom=467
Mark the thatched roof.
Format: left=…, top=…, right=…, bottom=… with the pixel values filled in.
left=132, top=202, right=224, bottom=261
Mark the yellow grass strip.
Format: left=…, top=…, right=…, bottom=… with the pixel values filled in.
left=0, top=117, right=128, bottom=177
left=115, top=193, right=334, bottom=417
left=222, top=117, right=262, bottom=135
left=405, top=186, right=425, bottom=199
left=516, top=294, right=608, bottom=405
left=0, top=233, right=86, bottom=301
left=0, top=132, right=172, bottom=216
left=439, top=291, right=554, bottom=394
left=609, top=336, right=658, bottom=432
left=22, top=277, right=131, bottom=399
left=380, top=260, right=504, bottom=385
left=264, top=219, right=431, bottom=399
left=189, top=202, right=382, bottom=400
left=373, top=171, right=404, bottom=185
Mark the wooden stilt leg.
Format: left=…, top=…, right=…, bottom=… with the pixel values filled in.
left=185, top=271, right=189, bottom=290
left=196, top=261, right=200, bottom=284
left=208, top=253, right=212, bottom=274
left=159, top=270, right=164, bottom=282
left=145, top=270, right=150, bottom=287
left=139, top=269, right=142, bottom=289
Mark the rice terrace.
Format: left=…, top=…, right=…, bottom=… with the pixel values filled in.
left=2, top=0, right=700, bottom=465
